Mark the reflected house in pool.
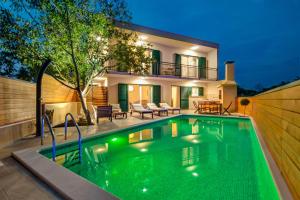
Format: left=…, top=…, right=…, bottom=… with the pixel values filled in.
left=54, top=117, right=229, bottom=171
left=90, top=22, right=238, bottom=112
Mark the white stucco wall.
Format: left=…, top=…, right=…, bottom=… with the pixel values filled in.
left=151, top=42, right=208, bottom=63
left=206, top=49, right=218, bottom=80
left=219, top=84, right=237, bottom=112
left=107, top=74, right=220, bottom=109
left=150, top=42, right=218, bottom=81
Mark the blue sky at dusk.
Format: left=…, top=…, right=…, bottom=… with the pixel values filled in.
left=126, top=0, right=300, bottom=89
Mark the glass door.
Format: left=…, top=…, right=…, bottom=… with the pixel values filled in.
left=188, top=57, right=198, bottom=78
left=181, top=55, right=198, bottom=78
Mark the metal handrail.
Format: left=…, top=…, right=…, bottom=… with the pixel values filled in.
left=107, top=61, right=218, bottom=80
left=160, top=61, right=217, bottom=70
left=41, top=114, right=56, bottom=161
left=64, top=113, right=82, bottom=162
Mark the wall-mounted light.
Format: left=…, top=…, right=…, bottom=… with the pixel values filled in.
left=128, top=85, right=134, bottom=92
left=139, top=35, right=148, bottom=40
left=136, top=40, right=145, bottom=46
left=191, top=45, right=199, bottom=50
left=96, top=36, right=101, bottom=41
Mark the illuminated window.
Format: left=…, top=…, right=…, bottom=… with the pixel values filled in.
left=191, top=87, right=204, bottom=96
left=191, top=87, right=199, bottom=96
left=181, top=55, right=198, bottom=78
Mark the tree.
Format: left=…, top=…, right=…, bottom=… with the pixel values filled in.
left=0, top=0, right=152, bottom=124
left=240, top=98, right=250, bottom=116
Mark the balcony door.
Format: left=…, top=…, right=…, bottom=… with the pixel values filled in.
left=181, top=55, right=198, bottom=78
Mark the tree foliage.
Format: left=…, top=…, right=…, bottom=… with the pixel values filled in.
left=240, top=98, right=250, bottom=106
left=240, top=98, right=250, bottom=116
left=0, top=0, right=152, bottom=123
left=1, top=0, right=152, bottom=86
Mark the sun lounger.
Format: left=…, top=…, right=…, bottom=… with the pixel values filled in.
left=130, top=103, right=153, bottom=119
left=159, top=103, right=180, bottom=114
left=110, top=104, right=122, bottom=112
left=147, top=103, right=168, bottom=116
left=110, top=104, right=127, bottom=119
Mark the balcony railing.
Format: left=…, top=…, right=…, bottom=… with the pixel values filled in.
left=108, top=61, right=218, bottom=81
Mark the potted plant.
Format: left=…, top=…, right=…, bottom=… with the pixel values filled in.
left=240, top=98, right=250, bottom=116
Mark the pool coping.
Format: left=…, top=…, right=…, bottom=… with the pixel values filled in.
left=249, top=117, right=293, bottom=200
left=12, top=114, right=292, bottom=200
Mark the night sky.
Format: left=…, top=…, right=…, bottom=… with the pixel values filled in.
left=126, top=0, right=300, bottom=89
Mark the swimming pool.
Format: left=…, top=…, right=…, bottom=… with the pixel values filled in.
left=40, top=115, right=280, bottom=200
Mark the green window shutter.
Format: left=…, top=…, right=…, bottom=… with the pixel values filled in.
left=180, top=86, right=192, bottom=109
left=118, top=83, right=128, bottom=112
left=152, top=50, right=161, bottom=75
left=175, top=54, right=181, bottom=76
left=198, top=87, right=204, bottom=96
left=198, top=57, right=207, bottom=79
left=152, top=85, right=161, bottom=105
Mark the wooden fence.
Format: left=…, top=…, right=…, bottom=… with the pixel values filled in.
left=237, top=80, right=300, bottom=199
left=0, top=75, right=108, bottom=148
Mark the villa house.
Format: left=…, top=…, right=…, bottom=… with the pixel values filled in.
left=92, top=22, right=237, bottom=112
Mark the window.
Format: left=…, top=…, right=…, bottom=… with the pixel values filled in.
left=191, top=87, right=199, bottom=97
left=191, top=87, right=204, bottom=97
left=181, top=55, right=198, bottom=78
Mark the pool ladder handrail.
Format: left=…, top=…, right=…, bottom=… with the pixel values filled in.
left=41, top=114, right=56, bottom=161
left=64, top=113, right=82, bottom=162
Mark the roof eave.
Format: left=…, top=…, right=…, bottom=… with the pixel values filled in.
left=115, top=21, right=219, bottom=49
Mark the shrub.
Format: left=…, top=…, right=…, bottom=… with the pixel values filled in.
left=240, top=98, right=250, bottom=116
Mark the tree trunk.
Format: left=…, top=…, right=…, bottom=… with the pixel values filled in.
left=77, top=88, right=92, bottom=125
left=244, top=105, right=246, bottom=116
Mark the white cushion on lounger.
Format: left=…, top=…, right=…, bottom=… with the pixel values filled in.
left=110, top=104, right=121, bottom=112
left=159, top=103, right=172, bottom=109
left=132, top=104, right=148, bottom=111
left=147, top=103, right=159, bottom=109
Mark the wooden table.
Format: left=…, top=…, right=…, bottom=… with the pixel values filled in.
left=197, top=101, right=222, bottom=115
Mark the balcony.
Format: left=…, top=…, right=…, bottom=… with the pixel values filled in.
left=108, top=62, right=218, bottom=81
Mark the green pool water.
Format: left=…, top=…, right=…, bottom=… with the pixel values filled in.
left=40, top=115, right=280, bottom=200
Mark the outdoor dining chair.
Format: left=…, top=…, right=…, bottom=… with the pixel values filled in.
left=222, top=102, right=232, bottom=115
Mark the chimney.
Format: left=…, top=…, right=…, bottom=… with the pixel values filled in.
left=225, top=61, right=235, bottom=81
